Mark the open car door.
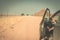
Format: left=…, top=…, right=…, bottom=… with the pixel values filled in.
left=40, top=8, right=50, bottom=40
left=50, top=10, right=60, bottom=40
left=40, top=8, right=60, bottom=40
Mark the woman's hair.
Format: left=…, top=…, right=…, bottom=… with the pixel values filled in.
left=49, top=18, right=52, bottom=21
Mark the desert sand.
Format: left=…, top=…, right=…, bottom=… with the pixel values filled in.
left=0, top=16, right=42, bottom=40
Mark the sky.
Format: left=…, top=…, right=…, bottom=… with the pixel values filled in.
left=0, top=0, right=60, bottom=15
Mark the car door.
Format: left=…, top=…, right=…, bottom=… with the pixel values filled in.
left=40, top=8, right=50, bottom=40
left=50, top=10, right=60, bottom=40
